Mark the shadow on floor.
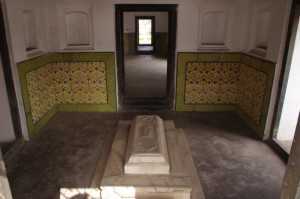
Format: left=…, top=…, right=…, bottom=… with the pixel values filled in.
left=5, top=111, right=286, bottom=199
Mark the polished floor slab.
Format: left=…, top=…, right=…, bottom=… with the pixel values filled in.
left=5, top=111, right=286, bottom=199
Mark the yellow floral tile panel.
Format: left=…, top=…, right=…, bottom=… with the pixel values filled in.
left=185, top=62, right=239, bottom=105
left=238, top=64, right=267, bottom=124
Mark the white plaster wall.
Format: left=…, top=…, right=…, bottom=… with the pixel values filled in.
left=43, top=0, right=61, bottom=51
left=43, top=0, right=176, bottom=52
left=40, top=0, right=248, bottom=53
left=244, top=0, right=273, bottom=55
left=0, top=55, right=15, bottom=142
left=243, top=0, right=291, bottom=62
left=242, top=0, right=293, bottom=139
left=266, top=0, right=292, bottom=62
left=197, top=0, right=248, bottom=51
left=178, top=0, right=248, bottom=52
left=124, top=12, right=168, bottom=33
left=5, top=0, right=49, bottom=62
left=2, top=0, right=293, bottom=140
left=3, top=0, right=290, bottom=65
left=4, top=0, right=256, bottom=58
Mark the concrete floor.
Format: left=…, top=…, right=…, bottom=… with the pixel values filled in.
left=124, top=55, right=167, bottom=97
left=5, top=111, right=286, bottom=199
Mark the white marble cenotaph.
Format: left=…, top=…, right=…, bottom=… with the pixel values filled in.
left=100, top=115, right=205, bottom=199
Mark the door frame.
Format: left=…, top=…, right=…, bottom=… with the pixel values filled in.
left=0, top=2, right=22, bottom=140
left=268, top=0, right=300, bottom=161
left=115, top=4, right=177, bottom=110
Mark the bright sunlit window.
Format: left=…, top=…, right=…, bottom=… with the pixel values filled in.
left=138, top=19, right=152, bottom=45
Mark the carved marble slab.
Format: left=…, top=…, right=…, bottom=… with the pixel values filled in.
left=100, top=116, right=205, bottom=199
left=125, top=115, right=170, bottom=175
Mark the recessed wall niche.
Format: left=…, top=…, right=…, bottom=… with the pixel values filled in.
left=59, top=6, right=94, bottom=50
left=249, top=2, right=272, bottom=57
left=22, top=9, right=42, bottom=57
left=255, top=11, right=271, bottom=50
left=198, top=7, right=232, bottom=50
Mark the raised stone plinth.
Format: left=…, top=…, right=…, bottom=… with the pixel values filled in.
left=124, top=115, right=170, bottom=175
left=100, top=115, right=205, bottom=199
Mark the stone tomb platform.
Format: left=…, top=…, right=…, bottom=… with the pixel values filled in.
left=100, top=115, right=205, bottom=199
left=125, top=116, right=170, bottom=175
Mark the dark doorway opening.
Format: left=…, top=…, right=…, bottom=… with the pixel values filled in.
left=115, top=4, right=177, bottom=110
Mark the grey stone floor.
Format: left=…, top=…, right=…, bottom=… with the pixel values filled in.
left=124, top=55, right=167, bottom=97
left=5, top=111, right=286, bottom=199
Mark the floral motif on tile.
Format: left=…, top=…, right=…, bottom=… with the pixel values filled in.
left=184, top=62, right=266, bottom=124
left=52, top=62, right=72, bottom=104
left=26, top=64, right=56, bottom=124
left=25, top=61, right=107, bottom=124
left=237, top=64, right=266, bottom=124
left=185, top=62, right=239, bottom=104
left=220, top=63, right=240, bottom=104
left=68, top=62, right=107, bottom=104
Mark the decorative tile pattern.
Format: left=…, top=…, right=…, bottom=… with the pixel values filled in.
left=184, top=62, right=266, bottom=124
left=237, top=64, right=267, bottom=124
left=177, top=52, right=275, bottom=138
left=26, top=71, right=40, bottom=124
left=68, top=62, right=107, bottom=104
left=185, top=62, right=239, bottom=104
left=18, top=52, right=116, bottom=137
left=26, top=61, right=107, bottom=124
left=220, top=63, right=240, bottom=104
left=26, top=64, right=56, bottom=124
left=52, top=62, right=72, bottom=104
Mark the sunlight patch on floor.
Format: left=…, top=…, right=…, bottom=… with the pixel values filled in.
left=60, top=187, right=136, bottom=199
left=60, top=188, right=101, bottom=199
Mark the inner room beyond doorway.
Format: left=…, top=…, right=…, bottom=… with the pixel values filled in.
left=125, top=54, right=167, bottom=97
left=123, top=11, right=169, bottom=99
